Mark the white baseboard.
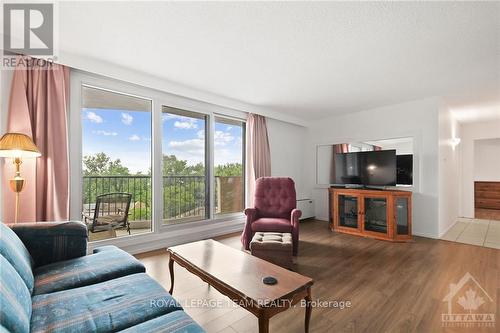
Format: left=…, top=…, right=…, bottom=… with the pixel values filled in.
left=438, top=220, right=458, bottom=238
left=413, top=231, right=439, bottom=239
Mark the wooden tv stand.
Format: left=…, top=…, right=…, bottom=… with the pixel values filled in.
left=329, top=187, right=412, bottom=241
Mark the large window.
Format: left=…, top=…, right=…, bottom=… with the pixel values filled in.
left=162, top=107, right=208, bottom=224
left=81, top=85, right=152, bottom=241
left=75, top=76, right=246, bottom=243
left=214, top=116, right=245, bottom=216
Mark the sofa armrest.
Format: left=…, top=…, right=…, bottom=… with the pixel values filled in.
left=10, top=221, right=88, bottom=267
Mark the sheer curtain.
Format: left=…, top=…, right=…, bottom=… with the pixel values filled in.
left=245, top=113, right=271, bottom=206
left=2, top=56, right=70, bottom=222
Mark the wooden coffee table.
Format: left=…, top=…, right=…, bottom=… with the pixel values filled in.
left=167, top=239, right=314, bottom=333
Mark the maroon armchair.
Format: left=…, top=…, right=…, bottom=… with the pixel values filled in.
left=242, top=177, right=301, bottom=255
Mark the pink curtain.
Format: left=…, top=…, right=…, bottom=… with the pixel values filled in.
left=334, top=143, right=349, bottom=153
left=2, top=56, right=70, bottom=222
left=245, top=113, right=271, bottom=206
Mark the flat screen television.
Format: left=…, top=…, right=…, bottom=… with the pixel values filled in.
left=333, top=150, right=397, bottom=186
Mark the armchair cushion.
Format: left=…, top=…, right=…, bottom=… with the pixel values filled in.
left=251, top=218, right=293, bottom=233
left=30, top=273, right=182, bottom=333
left=254, top=177, right=297, bottom=218
left=33, top=245, right=145, bottom=295
left=0, top=222, right=34, bottom=293
left=0, top=256, right=32, bottom=333
left=10, top=221, right=88, bottom=268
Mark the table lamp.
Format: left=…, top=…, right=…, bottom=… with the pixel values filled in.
left=0, top=133, right=41, bottom=223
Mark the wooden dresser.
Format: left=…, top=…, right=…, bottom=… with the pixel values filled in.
left=475, top=181, right=500, bottom=210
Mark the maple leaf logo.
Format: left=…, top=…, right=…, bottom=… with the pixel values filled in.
left=457, top=288, right=485, bottom=313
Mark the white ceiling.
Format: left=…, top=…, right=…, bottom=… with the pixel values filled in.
left=56, top=1, right=500, bottom=121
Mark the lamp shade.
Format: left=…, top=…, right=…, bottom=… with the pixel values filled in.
left=0, top=133, right=41, bottom=158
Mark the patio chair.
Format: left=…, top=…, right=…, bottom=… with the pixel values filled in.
left=83, top=192, right=132, bottom=235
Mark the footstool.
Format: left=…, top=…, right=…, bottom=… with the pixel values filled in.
left=250, top=232, right=293, bottom=269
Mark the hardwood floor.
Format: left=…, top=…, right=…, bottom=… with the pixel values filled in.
left=135, top=219, right=500, bottom=333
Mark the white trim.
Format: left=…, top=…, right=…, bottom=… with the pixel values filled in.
left=413, top=231, right=439, bottom=239
left=208, top=114, right=215, bottom=219
left=152, top=97, right=162, bottom=233
left=438, top=219, right=458, bottom=238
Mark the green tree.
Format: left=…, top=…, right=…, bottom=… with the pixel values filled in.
left=162, top=155, right=204, bottom=175
left=83, top=153, right=243, bottom=222
left=215, top=163, right=242, bottom=176
left=83, top=152, right=130, bottom=176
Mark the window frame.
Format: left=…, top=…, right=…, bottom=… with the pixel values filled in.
left=70, top=70, right=246, bottom=243
left=80, top=84, right=154, bottom=233
left=213, top=114, right=246, bottom=219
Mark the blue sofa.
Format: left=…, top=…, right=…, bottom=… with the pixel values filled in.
left=0, top=221, right=205, bottom=333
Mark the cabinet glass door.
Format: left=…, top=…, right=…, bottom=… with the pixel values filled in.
left=395, top=197, right=409, bottom=236
left=364, top=197, right=388, bottom=234
left=338, top=195, right=359, bottom=229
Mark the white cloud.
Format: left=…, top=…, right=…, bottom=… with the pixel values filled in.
left=167, top=139, right=205, bottom=165
left=214, top=147, right=243, bottom=166
left=169, top=139, right=204, bottom=150
left=121, top=113, right=133, bottom=125
left=92, top=130, right=117, bottom=136
left=85, top=111, right=103, bottom=123
left=214, top=130, right=234, bottom=146
left=163, top=113, right=199, bottom=129
left=174, top=120, right=198, bottom=129
left=163, top=114, right=190, bottom=122
left=129, top=134, right=141, bottom=141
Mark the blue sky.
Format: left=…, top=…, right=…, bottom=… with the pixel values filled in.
left=82, top=108, right=243, bottom=173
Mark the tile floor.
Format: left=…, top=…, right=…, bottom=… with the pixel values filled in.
left=441, top=217, right=500, bottom=249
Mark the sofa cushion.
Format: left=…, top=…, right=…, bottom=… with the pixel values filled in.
left=251, top=218, right=293, bottom=233
left=30, top=273, right=182, bottom=333
left=33, top=245, right=145, bottom=295
left=0, top=222, right=34, bottom=293
left=0, top=255, right=32, bottom=333
left=118, top=310, right=205, bottom=333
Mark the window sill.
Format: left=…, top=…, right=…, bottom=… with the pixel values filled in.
left=87, top=214, right=245, bottom=254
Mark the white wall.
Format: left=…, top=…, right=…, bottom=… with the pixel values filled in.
left=438, top=104, right=461, bottom=236
left=304, top=98, right=440, bottom=238
left=460, top=120, right=500, bottom=218
left=267, top=118, right=307, bottom=199
left=474, top=138, right=500, bottom=181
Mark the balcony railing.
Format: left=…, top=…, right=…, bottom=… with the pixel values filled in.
left=82, top=175, right=243, bottom=226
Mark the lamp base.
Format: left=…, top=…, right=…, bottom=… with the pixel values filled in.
left=9, top=176, right=25, bottom=193
left=9, top=158, right=25, bottom=223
